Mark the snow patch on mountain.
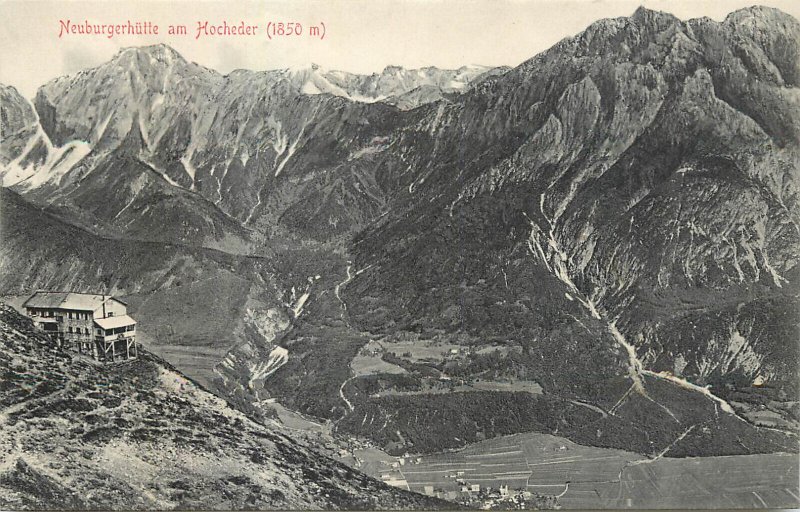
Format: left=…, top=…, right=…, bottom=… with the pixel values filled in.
left=7, top=138, right=91, bottom=190
left=283, top=62, right=503, bottom=108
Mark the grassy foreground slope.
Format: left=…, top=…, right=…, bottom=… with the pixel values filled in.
left=0, top=305, right=449, bottom=510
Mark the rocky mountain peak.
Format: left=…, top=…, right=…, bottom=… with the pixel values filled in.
left=108, top=44, right=194, bottom=78
left=563, top=7, right=684, bottom=62
left=724, top=5, right=797, bottom=25
left=630, top=5, right=681, bottom=28
left=0, top=84, right=35, bottom=134
left=713, top=5, right=800, bottom=87
left=382, top=64, right=405, bottom=74
left=116, top=43, right=184, bottom=61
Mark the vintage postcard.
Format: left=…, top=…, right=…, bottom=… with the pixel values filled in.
left=0, top=0, right=798, bottom=509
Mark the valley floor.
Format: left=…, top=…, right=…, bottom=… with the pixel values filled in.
left=348, top=430, right=800, bottom=509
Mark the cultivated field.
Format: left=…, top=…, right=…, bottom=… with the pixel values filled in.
left=380, top=338, right=464, bottom=363
left=383, top=431, right=799, bottom=509
left=351, top=352, right=407, bottom=377
left=371, top=380, right=543, bottom=398
left=467, top=380, right=543, bottom=394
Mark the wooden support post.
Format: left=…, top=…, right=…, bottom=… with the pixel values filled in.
left=126, top=337, right=130, bottom=359
left=111, top=338, right=116, bottom=362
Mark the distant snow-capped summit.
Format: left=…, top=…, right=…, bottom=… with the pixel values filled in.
left=279, top=61, right=508, bottom=106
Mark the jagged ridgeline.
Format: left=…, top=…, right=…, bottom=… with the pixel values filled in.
left=1, top=4, right=798, bottom=471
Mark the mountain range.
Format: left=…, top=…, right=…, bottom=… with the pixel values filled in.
left=1, top=4, right=798, bottom=499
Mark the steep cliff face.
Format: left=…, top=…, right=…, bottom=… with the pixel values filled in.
left=0, top=86, right=55, bottom=185
left=0, top=85, right=40, bottom=167
left=1, top=7, right=798, bottom=458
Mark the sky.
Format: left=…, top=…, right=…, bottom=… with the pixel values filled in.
left=1, top=0, right=799, bottom=98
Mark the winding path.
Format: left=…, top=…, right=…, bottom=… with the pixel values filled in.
left=334, top=264, right=353, bottom=318
left=339, top=376, right=355, bottom=412
left=334, top=263, right=358, bottom=412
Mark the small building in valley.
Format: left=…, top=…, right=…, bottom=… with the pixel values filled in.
left=23, top=291, right=137, bottom=362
